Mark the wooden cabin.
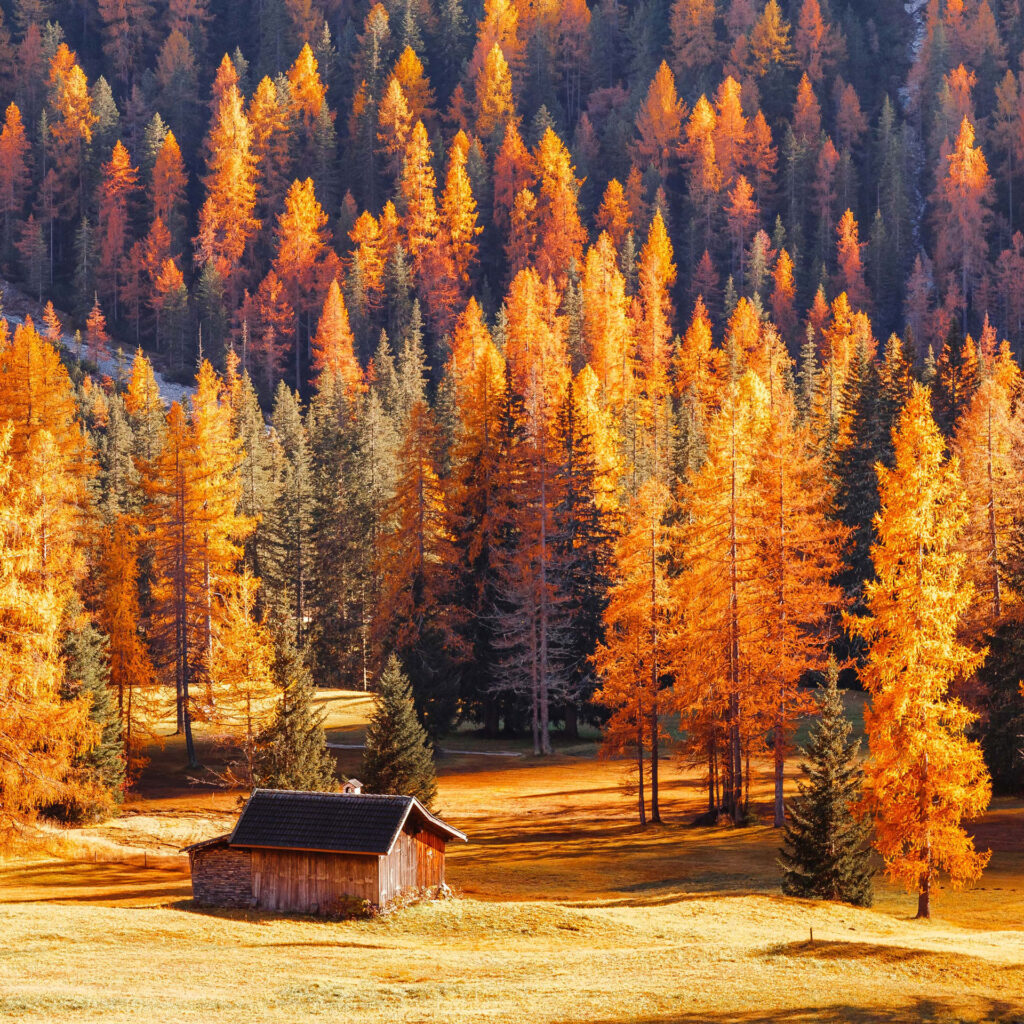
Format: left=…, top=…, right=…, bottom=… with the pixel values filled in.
left=185, top=789, right=467, bottom=914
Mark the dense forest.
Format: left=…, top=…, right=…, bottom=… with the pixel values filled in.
left=1, top=0, right=1022, bottom=916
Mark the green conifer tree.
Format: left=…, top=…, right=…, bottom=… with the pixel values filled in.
left=779, top=659, right=874, bottom=906
left=255, top=628, right=337, bottom=791
left=832, top=344, right=887, bottom=603
left=362, top=654, right=438, bottom=807
left=48, top=616, right=126, bottom=822
left=266, top=382, right=315, bottom=646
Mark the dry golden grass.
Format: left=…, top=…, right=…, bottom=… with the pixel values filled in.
left=1, top=689, right=1023, bottom=1023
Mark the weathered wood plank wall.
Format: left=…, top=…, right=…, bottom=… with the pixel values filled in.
left=250, top=850, right=379, bottom=913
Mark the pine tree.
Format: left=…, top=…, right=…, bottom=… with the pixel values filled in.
left=780, top=659, right=873, bottom=905
left=255, top=626, right=337, bottom=791
left=265, top=382, right=315, bottom=645
left=361, top=653, right=437, bottom=807
left=50, top=613, right=126, bottom=822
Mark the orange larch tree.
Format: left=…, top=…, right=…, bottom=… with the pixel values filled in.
left=391, top=47, right=437, bottom=129
left=634, top=211, right=676, bottom=480
left=751, top=366, right=847, bottom=826
left=94, top=516, right=161, bottom=782
left=713, top=76, right=748, bottom=187
left=849, top=384, right=991, bottom=919
left=952, top=345, right=1023, bottom=635
left=195, top=75, right=260, bottom=302
left=247, top=76, right=292, bottom=226
left=594, top=477, right=674, bottom=825
left=207, top=570, right=276, bottom=785
left=532, top=127, right=586, bottom=286
left=933, top=117, right=994, bottom=321
left=493, top=119, right=535, bottom=232
left=141, top=362, right=252, bottom=766
left=311, top=279, right=364, bottom=398
left=399, top=120, right=440, bottom=281
left=684, top=94, right=723, bottom=247
left=377, top=77, right=413, bottom=181
left=582, top=232, right=634, bottom=413
left=439, top=137, right=483, bottom=296
left=724, top=175, right=759, bottom=290
left=467, top=0, right=524, bottom=90
left=633, top=60, right=687, bottom=178
left=499, top=267, right=570, bottom=754
left=273, top=177, right=339, bottom=385
left=0, top=102, right=30, bottom=258
left=474, top=42, right=515, bottom=141
left=96, top=140, right=139, bottom=321
left=0, top=423, right=96, bottom=843
left=674, top=369, right=771, bottom=822
left=150, top=129, right=188, bottom=250
left=835, top=208, right=870, bottom=310
left=286, top=42, right=327, bottom=157
left=595, top=178, right=633, bottom=251
left=770, top=248, right=798, bottom=345
left=47, top=44, right=98, bottom=221
left=86, top=297, right=111, bottom=363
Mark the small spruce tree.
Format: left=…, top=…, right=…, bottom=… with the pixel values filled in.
left=362, top=655, right=438, bottom=808
left=46, top=617, right=125, bottom=822
left=779, top=659, right=874, bottom=906
left=255, top=630, right=337, bottom=791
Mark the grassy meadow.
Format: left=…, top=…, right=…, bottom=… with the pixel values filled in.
left=1, top=690, right=1023, bottom=1024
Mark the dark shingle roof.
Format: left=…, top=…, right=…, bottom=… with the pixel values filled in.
left=227, top=789, right=466, bottom=855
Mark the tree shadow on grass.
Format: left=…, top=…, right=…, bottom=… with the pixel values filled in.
left=0, top=861, right=190, bottom=905
left=764, top=938, right=976, bottom=965
left=591, top=996, right=1024, bottom=1024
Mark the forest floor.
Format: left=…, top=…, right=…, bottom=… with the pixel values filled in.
left=1, top=690, right=1023, bottom=1023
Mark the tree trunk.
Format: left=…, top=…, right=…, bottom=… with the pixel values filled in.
left=917, top=747, right=931, bottom=919
left=728, top=404, right=743, bottom=825
left=916, top=871, right=931, bottom=920
left=773, top=722, right=785, bottom=828
left=650, top=701, right=661, bottom=823
left=637, top=714, right=647, bottom=827
left=986, top=403, right=1001, bottom=622
left=708, top=732, right=717, bottom=814
left=530, top=601, right=540, bottom=756
left=774, top=436, right=787, bottom=829
left=484, top=698, right=500, bottom=738
left=563, top=703, right=579, bottom=740
left=538, top=455, right=552, bottom=755
left=649, top=515, right=661, bottom=823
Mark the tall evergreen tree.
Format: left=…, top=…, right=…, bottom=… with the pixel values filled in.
left=779, top=658, right=874, bottom=905
left=265, top=381, right=314, bottom=646
left=361, top=654, right=438, bottom=808
left=49, top=615, right=126, bottom=822
left=255, top=627, right=337, bottom=791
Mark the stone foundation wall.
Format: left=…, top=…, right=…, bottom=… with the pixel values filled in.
left=190, top=844, right=253, bottom=908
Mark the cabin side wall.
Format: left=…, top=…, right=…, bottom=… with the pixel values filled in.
left=250, top=849, right=379, bottom=914
left=415, top=828, right=446, bottom=889
left=378, top=827, right=446, bottom=905
left=190, top=845, right=253, bottom=907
